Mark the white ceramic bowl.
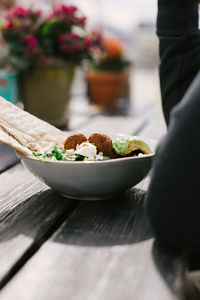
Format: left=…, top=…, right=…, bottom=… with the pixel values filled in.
left=19, top=136, right=157, bottom=200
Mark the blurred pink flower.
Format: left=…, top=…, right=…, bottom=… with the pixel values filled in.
left=25, top=35, right=38, bottom=47
left=60, top=4, right=77, bottom=14
left=81, top=16, right=87, bottom=27
left=50, top=4, right=85, bottom=28
left=35, top=10, right=42, bottom=16
left=84, top=38, right=92, bottom=48
left=7, top=6, right=29, bottom=18
left=1, top=4, right=91, bottom=68
left=2, top=21, right=13, bottom=29
left=72, top=33, right=79, bottom=39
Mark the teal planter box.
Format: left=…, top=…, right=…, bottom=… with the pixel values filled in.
left=0, top=71, right=19, bottom=104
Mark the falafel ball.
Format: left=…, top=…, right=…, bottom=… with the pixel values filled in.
left=64, top=133, right=87, bottom=150
left=88, top=133, right=117, bottom=158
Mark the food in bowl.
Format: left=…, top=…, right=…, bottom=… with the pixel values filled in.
left=0, top=97, right=152, bottom=162
left=19, top=137, right=155, bottom=200
left=32, top=133, right=152, bottom=162
left=0, top=96, right=155, bottom=200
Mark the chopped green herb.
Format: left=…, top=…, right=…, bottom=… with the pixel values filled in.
left=51, top=145, right=66, bottom=160
left=33, top=152, right=42, bottom=157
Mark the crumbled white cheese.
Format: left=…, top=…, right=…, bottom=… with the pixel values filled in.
left=96, top=154, right=104, bottom=161
left=75, top=142, right=97, bottom=160
left=66, top=149, right=74, bottom=155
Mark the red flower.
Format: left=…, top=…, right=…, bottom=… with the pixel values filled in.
left=1, top=4, right=90, bottom=69
left=60, top=5, right=77, bottom=14
left=52, top=4, right=77, bottom=17
left=2, top=21, right=13, bottom=30
left=58, top=32, right=86, bottom=55
left=81, top=16, right=87, bottom=27
left=50, top=4, right=85, bottom=28
left=72, top=33, right=79, bottom=39
left=7, top=6, right=29, bottom=18
left=35, top=10, right=42, bottom=17
left=84, top=38, right=92, bottom=48
left=25, top=35, right=38, bottom=47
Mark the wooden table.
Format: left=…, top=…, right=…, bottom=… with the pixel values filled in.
left=0, top=71, right=187, bottom=300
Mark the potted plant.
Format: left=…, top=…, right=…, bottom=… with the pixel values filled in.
left=87, top=30, right=131, bottom=108
left=0, top=5, right=92, bottom=127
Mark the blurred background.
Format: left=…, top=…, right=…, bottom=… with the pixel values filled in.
left=16, top=0, right=159, bottom=68
left=0, top=0, right=166, bottom=138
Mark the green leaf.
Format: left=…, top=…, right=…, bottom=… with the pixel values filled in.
left=112, top=137, right=129, bottom=155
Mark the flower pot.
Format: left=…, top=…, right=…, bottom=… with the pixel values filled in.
left=20, top=59, right=75, bottom=128
left=86, top=70, right=130, bottom=108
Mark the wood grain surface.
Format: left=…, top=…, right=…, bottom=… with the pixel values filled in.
left=0, top=163, right=79, bottom=289
left=0, top=186, right=78, bottom=288
left=0, top=189, right=180, bottom=300
left=0, top=164, right=46, bottom=221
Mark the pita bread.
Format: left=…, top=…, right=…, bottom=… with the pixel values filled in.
left=0, top=96, right=67, bottom=156
left=0, top=126, right=32, bottom=157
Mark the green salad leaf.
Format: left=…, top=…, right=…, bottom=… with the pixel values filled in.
left=112, top=137, right=130, bottom=155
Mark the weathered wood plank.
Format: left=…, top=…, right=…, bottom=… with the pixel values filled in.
left=0, top=189, right=180, bottom=300
left=0, top=134, right=84, bottom=293
left=0, top=143, right=19, bottom=173
left=0, top=164, right=46, bottom=221
left=0, top=188, right=78, bottom=288
left=0, top=161, right=80, bottom=288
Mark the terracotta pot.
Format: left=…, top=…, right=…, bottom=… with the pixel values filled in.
left=20, top=59, right=75, bottom=127
left=86, top=70, right=130, bottom=107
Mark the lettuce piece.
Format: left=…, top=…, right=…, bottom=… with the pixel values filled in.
left=112, top=137, right=130, bottom=155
